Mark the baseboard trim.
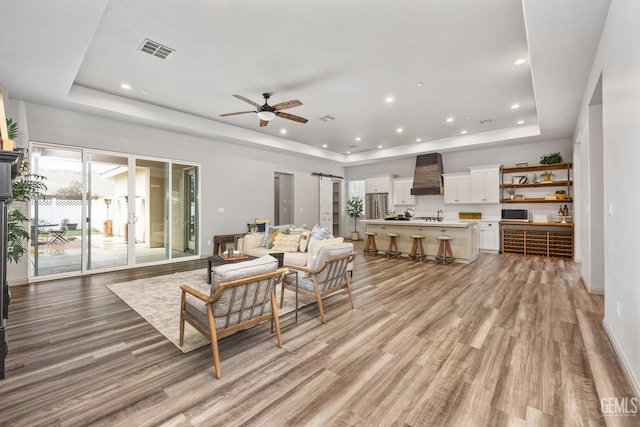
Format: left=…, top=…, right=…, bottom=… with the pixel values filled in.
left=603, top=318, right=640, bottom=398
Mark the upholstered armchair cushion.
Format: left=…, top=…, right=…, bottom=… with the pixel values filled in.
left=296, top=243, right=354, bottom=292
left=184, top=255, right=278, bottom=327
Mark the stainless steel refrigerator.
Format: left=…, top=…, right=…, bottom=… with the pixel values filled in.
left=365, top=193, right=389, bottom=219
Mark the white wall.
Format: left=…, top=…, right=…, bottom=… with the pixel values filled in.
left=574, top=0, right=640, bottom=396
left=7, top=101, right=344, bottom=283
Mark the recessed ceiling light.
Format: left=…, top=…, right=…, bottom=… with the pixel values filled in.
left=511, top=103, right=520, bottom=109
left=446, top=117, right=454, bottom=123
left=416, top=82, right=424, bottom=87
left=322, top=144, right=328, bottom=148
left=121, top=83, right=132, bottom=90
left=416, top=138, right=422, bottom=142
left=514, top=58, right=526, bottom=66
left=346, top=151, right=351, bottom=154
left=140, top=90, right=148, bottom=94
left=466, top=116, right=472, bottom=120
left=461, top=130, right=467, bottom=135
left=385, top=96, right=394, bottom=103
left=396, top=127, right=403, bottom=133
left=279, top=129, right=287, bottom=134
left=355, top=137, right=361, bottom=141
left=517, top=120, right=525, bottom=125
left=378, top=145, right=383, bottom=149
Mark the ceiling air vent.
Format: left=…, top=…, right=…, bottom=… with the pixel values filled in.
left=139, top=39, right=174, bottom=59
left=318, top=115, right=335, bottom=122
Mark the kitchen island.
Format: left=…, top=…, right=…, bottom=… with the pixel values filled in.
left=360, top=219, right=479, bottom=263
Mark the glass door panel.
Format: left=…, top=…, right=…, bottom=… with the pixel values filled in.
left=86, top=153, right=129, bottom=270
left=134, top=158, right=169, bottom=264
left=172, top=163, right=198, bottom=258
left=29, top=145, right=83, bottom=277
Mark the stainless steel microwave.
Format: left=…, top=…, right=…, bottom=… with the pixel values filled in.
left=501, top=209, right=530, bottom=222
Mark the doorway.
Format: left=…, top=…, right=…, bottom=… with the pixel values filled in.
left=274, top=172, right=293, bottom=225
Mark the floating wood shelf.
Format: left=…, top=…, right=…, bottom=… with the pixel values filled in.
left=501, top=180, right=572, bottom=189
left=501, top=198, right=574, bottom=204
left=502, top=162, right=573, bottom=174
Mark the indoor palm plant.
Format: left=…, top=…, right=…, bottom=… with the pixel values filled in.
left=6, top=119, right=47, bottom=263
left=346, top=196, right=363, bottom=241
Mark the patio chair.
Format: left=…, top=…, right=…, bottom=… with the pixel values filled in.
left=49, top=218, right=69, bottom=245
left=281, top=243, right=356, bottom=323
left=179, top=255, right=286, bottom=378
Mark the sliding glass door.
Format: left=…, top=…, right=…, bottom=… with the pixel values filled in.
left=29, top=143, right=200, bottom=278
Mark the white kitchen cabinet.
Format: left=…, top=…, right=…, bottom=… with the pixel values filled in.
left=392, top=179, right=416, bottom=205
left=469, top=166, right=500, bottom=204
left=365, top=177, right=391, bottom=194
left=479, top=221, right=500, bottom=253
left=443, top=173, right=471, bottom=204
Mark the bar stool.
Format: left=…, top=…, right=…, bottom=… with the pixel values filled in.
left=409, top=234, right=426, bottom=261
left=436, top=235, right=455, bottom=264
left=386, top=233, right=400, bottom=258
left=364, top=231, right=378, bottom=256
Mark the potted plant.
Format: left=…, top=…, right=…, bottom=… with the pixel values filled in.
left=540, top=171, right=555, bottom=182
left=346, top=196, right=363, bottom=241
left=6, top=119, right=48, bottom=264
left=540, top=152, right=563, bottom=164
left=555, top=190, right=566, bottom=200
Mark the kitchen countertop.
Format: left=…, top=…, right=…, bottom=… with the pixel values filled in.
left=360, top=219, right=476, bottom=227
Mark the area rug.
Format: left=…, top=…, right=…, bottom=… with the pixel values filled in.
left=106, top=269, right=313, bottom=353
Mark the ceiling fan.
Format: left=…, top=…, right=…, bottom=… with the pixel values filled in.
left=220, top=93, right=309, bottom=127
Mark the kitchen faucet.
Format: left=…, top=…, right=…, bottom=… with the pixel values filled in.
left=437, top=209, right=443, bottom=221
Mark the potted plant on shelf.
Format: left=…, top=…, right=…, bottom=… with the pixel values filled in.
left=540, top=152, right=563, bottom=164
left=346, top=196, right=363, bottom=241
left=555, top=190, right=566, bottom=200
left=540, top=171, right=555, bottom=182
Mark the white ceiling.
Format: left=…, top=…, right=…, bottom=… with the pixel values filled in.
left=0, top=0, right=610, bottom=165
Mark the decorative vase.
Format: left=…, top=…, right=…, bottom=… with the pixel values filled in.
left=351, top=231, right=360, bottom=241
left=556, top=193, right=566, bottom=200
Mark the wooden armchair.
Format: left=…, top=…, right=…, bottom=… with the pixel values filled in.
left=281, top=243, right=356, bottom=323
left=179, top=255, right=286, bottom=378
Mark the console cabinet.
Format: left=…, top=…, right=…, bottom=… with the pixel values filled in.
left=501, top=222, right=574, bottom=259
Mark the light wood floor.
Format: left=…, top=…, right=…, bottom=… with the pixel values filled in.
left=1, top=244, right=638, bottom=426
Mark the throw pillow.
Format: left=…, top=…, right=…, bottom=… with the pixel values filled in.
left=308, top=224, right=330, bottom=242
left=255, top=218, right=270, bottom=232
left=271, top=233, right=302, bottom=253
left=261, top=225, right=289, bottom=248
left=298, top=230, right=310, bottom=252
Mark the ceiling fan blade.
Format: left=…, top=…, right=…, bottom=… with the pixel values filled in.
left=276, top=111, right=308, bottom=124
left=233, top=95, right=260, bottom=108
left=219, top=111, right=255, bottom=117
left=259, top=119, right=269, bottom=127
left=272, top=99, right=302, bottom=110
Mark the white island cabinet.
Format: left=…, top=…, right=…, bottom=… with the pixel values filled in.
left=361, top=220, right=479, bottom=263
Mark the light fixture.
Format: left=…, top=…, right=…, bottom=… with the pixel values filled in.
left=279, top=129, right=287, bottom=134
left=511, top=103, right=520, bottom=109
left=396, top=127, right=403, bottom=133
left=446, top=117, right=454, bottom=123
left=378, top=145, right=383, bottom=149
left=461, top=130, right=467, bottom=135
left=346, top=150, right=351, bottom=154
left=514, top=58, right=526, bottom=65
left=257, top=111, right=276, bottom=121
left=322, top=144, right=328, bottom=148
left=355, top=137, right=361, bottom=141
left=121, top=83, right=132, bottom=90
left=517, top=120, right=525, bottom=125
left=385, top=96, right=394, bottom=103
left=416, top=138, right=422, bottom=142
left=416, top=82, right=424, bottom=87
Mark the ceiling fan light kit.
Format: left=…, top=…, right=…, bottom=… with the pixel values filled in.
left=256, top=110, right=276, bottom=121
left=221, top=92, right=308, bottom=127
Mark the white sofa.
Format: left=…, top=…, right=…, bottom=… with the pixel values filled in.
left=238, top=232, right=351, bottom=270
